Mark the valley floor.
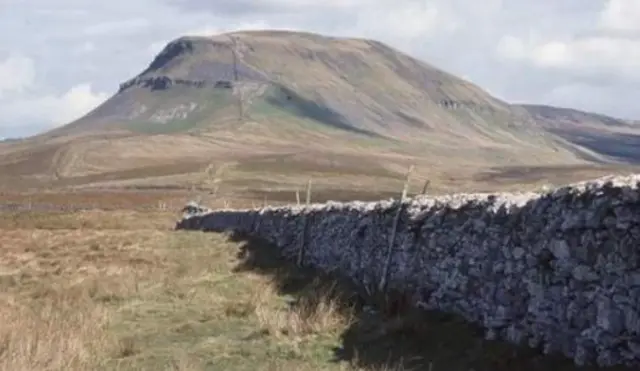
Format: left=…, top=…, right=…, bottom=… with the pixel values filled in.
left=0, top=195, right=635, bottom=370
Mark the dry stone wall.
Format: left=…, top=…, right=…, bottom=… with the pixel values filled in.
left=176, top=174, right=640, bottom=367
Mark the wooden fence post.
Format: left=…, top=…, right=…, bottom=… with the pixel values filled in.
left=305, top=178, right=312, bottom=205
left=378, top=165, right=414, bottom=293
left=297, top=178, right=313, bottom=266
left=421, top=179, right=430, bottom=195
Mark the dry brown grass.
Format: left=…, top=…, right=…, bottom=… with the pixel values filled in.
left=0, top=209, right=403, bottom=371
left=0, top=220, right=171, bottom=370
left=251, top=278, right=353, bottom=339
left=0, top=190, right=191, bottom=211
left=0, top=293, right=110, bottom=370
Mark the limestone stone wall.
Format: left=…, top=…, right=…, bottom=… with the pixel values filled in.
left=176, top=174, right=640, bottom=367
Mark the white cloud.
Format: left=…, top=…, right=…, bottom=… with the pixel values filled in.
left=248, top=0, right=365, bottom=10
left=72, top=41, right=97, bottom=55
left=599, top=0, right=640, bottom=32
left=185, top=20, right=273, bottom=37
left=83, top=18, right=152, bottom=36
left=34, top=8, right=88, bottom=17
left=497, top=35, right=640, bottom=81
left=496, top=35, right=526, bottom=60
left=0, top=54, right=35, bottom=97
left=47, top=84, right=110, bottom=125
left=1, top=84, right=108, bottom=129
left=353, top=2, right=455, bottom=41
left=531, top=41, right=572, bottom=67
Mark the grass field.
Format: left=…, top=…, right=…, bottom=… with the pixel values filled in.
left=0, top=194, right=637, bottom=371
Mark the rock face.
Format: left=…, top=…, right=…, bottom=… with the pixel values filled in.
left=176, top=174, right=640, bottom=367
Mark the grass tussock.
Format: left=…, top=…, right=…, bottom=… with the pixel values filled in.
left=0, top=295, right=110, bottom=370
left=251, top=278, right=354, bottom=339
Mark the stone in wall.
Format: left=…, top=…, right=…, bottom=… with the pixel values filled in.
left=176, top=174, right=640, bottom=367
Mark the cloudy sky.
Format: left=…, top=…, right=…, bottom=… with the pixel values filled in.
left=1, top=0, right=639, bottom=138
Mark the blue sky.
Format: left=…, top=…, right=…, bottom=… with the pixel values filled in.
left=1, top=0, right=640, bottom=138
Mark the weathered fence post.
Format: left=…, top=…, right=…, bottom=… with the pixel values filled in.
left=305, top=178, right=312, bottom=205
left=421, top=179, right=430, bottom=195
left=297, top=178, right=313, bottom=266
left=378, top=165, right=414, bottom=293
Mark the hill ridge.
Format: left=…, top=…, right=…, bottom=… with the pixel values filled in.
left=2, top=29, right=640, bottom=193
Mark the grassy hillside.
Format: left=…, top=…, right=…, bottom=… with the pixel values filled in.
left=520, top=104, right=640, bottom=163
left=1, top=30, right=639, bottom=194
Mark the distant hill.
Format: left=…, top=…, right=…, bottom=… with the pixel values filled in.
left=1, top=30, right=638, bottom=195
left=519, top=104, right=640, bottom=163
